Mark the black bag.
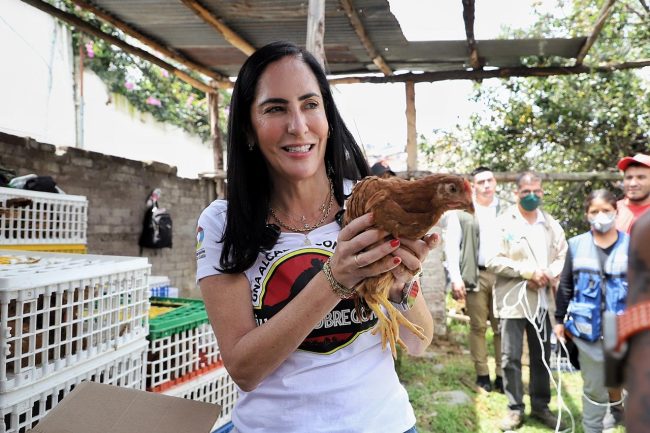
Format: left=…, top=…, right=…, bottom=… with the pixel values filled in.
left=0, top=166, right=15, bottom=187
left=24, top=176, right=58, bottom=193
left=139, top=196, right=173, bottom=249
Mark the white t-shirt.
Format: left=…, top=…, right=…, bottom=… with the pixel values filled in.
left=443, top=197, right=502, bottom=284
left=196, top=200, right=416, bottom=433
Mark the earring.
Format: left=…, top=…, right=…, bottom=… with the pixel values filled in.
left=248, top=141, right=254, bottom=151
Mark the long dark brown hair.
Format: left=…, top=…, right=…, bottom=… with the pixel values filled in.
left=219, top=41, right=370, bottom=273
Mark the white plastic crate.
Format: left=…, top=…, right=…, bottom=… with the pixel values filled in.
left=0, top=187, right=87, bottom=245
left=0, top=337, right=147, bottom=433
left=162, top=367, right=237, bottom=432
left=0, top=250, right=150, bottom=393
left=147, top=322, right=221, bottom=392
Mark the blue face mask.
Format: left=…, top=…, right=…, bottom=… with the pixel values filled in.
left=520, top=193, right=541, bottom=211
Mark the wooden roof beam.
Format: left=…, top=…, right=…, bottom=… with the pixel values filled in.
left=400, top=171, right=623, bottom=182
left=575, top=0, right=617, bottom=66
left=461, top=0, right=482, bottom=69
left=21, top=0, right=219, bottom=93
left=306, top=0, right=326, bottom=68
left=180, top=0, right=256, bottom=56
left=638, top=0, right=649, bottom=13
left=328, top=59, right=650, bottom=84
left=339, top=0, right=393, bottom=76
left=69, top=0, right=230, bottom=87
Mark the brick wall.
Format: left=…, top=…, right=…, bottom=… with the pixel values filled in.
left=0, top=132, right=215, bottom=297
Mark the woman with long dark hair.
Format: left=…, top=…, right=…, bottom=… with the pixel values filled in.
left=196, top=41, right=436, bottom=433
left=555, top=189, right=629, bottom=432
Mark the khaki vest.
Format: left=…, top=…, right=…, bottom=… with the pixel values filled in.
left=458, top=199, right=508, bottom=289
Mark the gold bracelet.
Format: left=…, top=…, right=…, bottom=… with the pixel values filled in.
left=322, top=257, right=355, bottom=299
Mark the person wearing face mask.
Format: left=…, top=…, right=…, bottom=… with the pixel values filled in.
left=487, top=171, right=568, bottom=431
left=554, top=189, right=629, bottom=432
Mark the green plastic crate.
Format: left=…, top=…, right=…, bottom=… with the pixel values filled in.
left=146, top=297, right=221, bottom=391
left=148, top=297, right=209, bottom=340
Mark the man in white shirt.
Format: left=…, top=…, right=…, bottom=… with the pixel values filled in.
left=487, top=172, right=568, bottom=431
left=444, top=167, right=507, bottom=393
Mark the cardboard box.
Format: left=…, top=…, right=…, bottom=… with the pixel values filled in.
left=26, top=381, right=221, bottom=433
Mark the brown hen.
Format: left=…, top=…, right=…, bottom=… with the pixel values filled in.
left=343, top=173, right=474, bottom=357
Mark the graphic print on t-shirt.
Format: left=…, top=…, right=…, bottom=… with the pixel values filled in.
left=255, top=248, right=377, bottom=354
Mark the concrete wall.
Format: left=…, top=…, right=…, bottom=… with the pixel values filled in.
left=0, top=132, right=215, bottom=297
left=1, top=1, right=215, bottom=179
left=0, top=130, right=450, bottom=329
left=421, top=225, right=448, bottom=336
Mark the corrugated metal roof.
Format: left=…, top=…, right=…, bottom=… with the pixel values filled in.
left=85, top=0, right=587, bottom=78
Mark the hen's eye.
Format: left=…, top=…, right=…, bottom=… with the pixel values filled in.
left=447, top=184, right=458, bottom=193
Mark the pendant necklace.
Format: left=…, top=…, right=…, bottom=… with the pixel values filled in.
left=269, top=179, right=334, bottom=245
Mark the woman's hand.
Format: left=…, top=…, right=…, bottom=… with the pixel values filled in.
left=328, top=212, right=403, bottom=289
left=387, top=233, right=440, bottom=301
left=394, top=233, right=440, bottom=272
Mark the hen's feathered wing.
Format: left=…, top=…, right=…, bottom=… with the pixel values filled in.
left=343, top=174, right=473, bottom=357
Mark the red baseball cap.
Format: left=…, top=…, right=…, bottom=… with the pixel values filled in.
left=617, top=153, right=650, bottom=171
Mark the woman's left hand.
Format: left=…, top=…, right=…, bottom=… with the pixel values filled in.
left=388, top=233, right=440, bottom=301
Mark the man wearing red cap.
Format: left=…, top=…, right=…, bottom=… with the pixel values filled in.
left=616, top=154, right=650, bottom=233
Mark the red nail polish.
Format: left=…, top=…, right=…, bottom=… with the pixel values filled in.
left=393, top=257, right=401, bottom=265
left=390, top=239, right=400, bottom=247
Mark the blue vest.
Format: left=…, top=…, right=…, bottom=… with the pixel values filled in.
left=564, top=231, right=629, bottom=342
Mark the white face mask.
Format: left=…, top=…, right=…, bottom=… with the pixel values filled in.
left=588, top=211, right=616, bottom=233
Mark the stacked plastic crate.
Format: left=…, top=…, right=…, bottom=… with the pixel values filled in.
left=147, top=297, right=237, bottom=432
left=0, top=251, right=150, bottom=433
left=148, top=275, right=179, bottom=298
left=0, top=186, right=88, bottom=253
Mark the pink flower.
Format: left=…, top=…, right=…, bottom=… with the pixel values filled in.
left=185, top=95, right=195, bottom=106
left=161, top=69, right=169, bottom=78
left=145, top=96, right=162, bottom=107
left=125, top=81, right=134, bottom=91
left=85, top=42, right=95, bottom=58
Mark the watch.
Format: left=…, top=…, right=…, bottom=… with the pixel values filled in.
left=392, top=279, right=420, bottom=312
left=603, top=301, right=650, bottom=387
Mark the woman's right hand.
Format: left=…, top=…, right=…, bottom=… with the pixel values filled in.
left=328, top=212, right=402, bottom=289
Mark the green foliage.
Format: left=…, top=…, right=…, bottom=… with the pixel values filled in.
left=57, top=0, right=229, bottom=142
left=418, top=131, right=475, bottom=174
left=420, top=0, right=650, bottom=236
